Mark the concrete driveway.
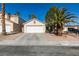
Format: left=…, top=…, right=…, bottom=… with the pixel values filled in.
left=0, top=33, right=50, bottom=46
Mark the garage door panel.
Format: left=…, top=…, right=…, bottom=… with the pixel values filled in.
left=26, top=26, right=45, bottom=33
left=6, top=25, right=11, bottom=32
left=0, top=25, right=10, bottom=32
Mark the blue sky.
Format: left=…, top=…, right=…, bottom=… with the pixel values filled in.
left=0, top=3, right=79, bottom=25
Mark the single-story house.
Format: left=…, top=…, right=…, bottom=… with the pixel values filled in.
left=63, top=25, right=79, bottom=32
left=0, top=12, right=25, bottom=33
left=66, top=25, right=79, bottom=29
left=23, top=18, right=46, bottom=33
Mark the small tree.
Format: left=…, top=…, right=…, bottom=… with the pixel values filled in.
left=29, top=14, right=37, bottom=19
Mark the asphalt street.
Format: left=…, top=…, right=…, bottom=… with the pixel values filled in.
left=0, top=46, right=79, bottom=56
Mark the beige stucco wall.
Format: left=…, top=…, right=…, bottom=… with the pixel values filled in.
left=10, top=15, right=19, bottom=24
left=10, top=22, right=13, bottom=32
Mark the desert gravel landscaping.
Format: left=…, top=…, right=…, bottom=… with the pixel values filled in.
left=46, top=33, right=79, bottom=41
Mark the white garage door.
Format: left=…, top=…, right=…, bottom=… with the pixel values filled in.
left=6, top=25, right=11, bottom=32
left=25, top=26, right=45, bottom=33
left=0, top=24, right=11, bottom=33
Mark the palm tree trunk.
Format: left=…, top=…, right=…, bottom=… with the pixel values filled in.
left=55, top=24, right=59, bottom=35
left=53, top=24, right=55, bottom=32
left=59, top=27, right=62, bottom=36
left=1, top=3, right=6, bottom=35
left=56, top=24, right=62, bottom=36
left=46, top=26, right=49, bottom=33
left=60, top=24, right=64, bottom=35
left=57, top=27, right=59, bottom=35
left=49, top=25, right=52, bottom=33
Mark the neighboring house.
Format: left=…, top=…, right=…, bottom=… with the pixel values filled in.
left=0, top=12, right=25, bottom=33
left=66, top=25, right=79, bottom=29
left=63, top=25, right=79, bottom=32
left=23, top=18, right=46, bottom=33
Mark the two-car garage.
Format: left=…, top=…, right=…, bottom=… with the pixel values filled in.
left=23, top=18, right=46, bottom=33
left=25, top=26, right=45, bottom=33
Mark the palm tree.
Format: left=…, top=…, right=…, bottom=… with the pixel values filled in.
left=1, top=3, right=6, bottom=35
left=45, top=6, right=77, bottom=35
